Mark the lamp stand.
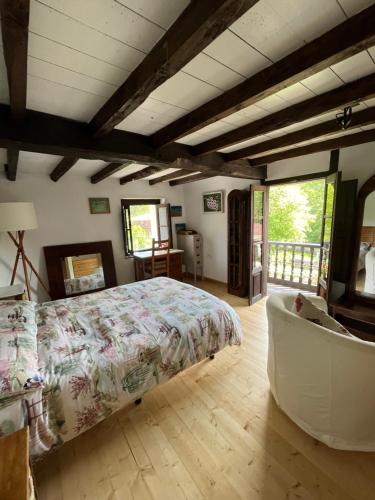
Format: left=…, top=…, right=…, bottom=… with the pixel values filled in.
left=8, top=231, right=50, bottom=301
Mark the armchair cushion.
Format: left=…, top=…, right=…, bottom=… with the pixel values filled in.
left=292, top=293, right=351, bottom=337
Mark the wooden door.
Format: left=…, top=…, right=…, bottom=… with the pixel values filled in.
left=249, top=185, right=269, bottom=305
left=317, top=172, right=340, bottom=300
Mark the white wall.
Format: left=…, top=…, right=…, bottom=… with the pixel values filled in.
left=0, top=172, right=185, bottom=301
left=267, top=143, right=375, bottom=189
left=183, top=176, right=258, bottom=283
left=364, top=191, right=375, bottom=226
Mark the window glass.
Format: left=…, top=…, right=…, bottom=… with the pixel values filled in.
left=129, top=204, right=158, bottom=251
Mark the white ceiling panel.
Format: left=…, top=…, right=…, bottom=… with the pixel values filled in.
left=146, top=167, right=181, bottom=180
left=27, top=75, right=106, bottom=121
left=188, top=120, right=236, bottom=140
left=115, top=0, right=190, bottom=29
left=176, top=129, right=214, bottom=146
left=28, top=57, right=118, bottom=98
left=361, top=123, right=375, bottom=131
left=230, top=0, right=346, bottom=62
left=183, top=53, right=245, bottom=92
left=30, top=1, right=144, bottom=73
left=238, top=104, right=270, bottom=121
left=275, top=82, right=315, bottom=104
left=28, top=32, right=130, bottom=86
left=115, top=107, right=168, bottom=135
left=203, top=30, right=271, bottom=77
left=111, top=163, right=147, bottom=178
left=37, top=0, right=164, bottom=53
left=150, top=72, right=221, bottom=111
left=17, top=151, right=62, bottom=175
left=301, top=68, right=344, bottom=95
left=218, top=135, right=273, bottom=153
left=256, top=94, right=289, bottom=112
left=337, top=0, right=375, bottom=16
left=330, top=50, right=375, bottom=83
left=140, top=97, right=188, bottom=121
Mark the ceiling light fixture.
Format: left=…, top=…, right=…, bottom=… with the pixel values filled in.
left=336, top=106, right=352, bottom=130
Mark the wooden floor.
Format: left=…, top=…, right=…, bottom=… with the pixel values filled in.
left=34, top=281, right=375, bottom=500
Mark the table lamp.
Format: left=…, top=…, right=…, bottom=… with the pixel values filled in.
left=0, top=202, right=49, bottom=300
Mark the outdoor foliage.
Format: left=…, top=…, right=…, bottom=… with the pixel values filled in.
left=268, top=180, right=325, bottom=244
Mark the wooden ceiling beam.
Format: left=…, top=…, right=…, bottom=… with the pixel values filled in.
left=152, top=4, right=375, bottom=147
left=119, top=166, right=167, bottom=185
left=194, top=72, right=375, bottom=155
left=0, top=105, right=262, bottom=178
left=50, top=157, right=79, bottom=182
left=226, top=107, right=375, bottom=161
left=0, top=0, right=30, bottom=181
left=250, top=129, right=375, bottom=166
left=90, top=0, right=259, bottom=138
left=91, top=161, right=132, bottom=184
left=169, top=173, right=216, bottom=186
left=148, top=169, right=193, bottom=185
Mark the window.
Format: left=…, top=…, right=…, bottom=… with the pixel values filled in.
left=121, top=199, right=172, bottom=255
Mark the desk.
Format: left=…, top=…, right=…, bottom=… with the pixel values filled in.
left=133, top=249, right=184, bottom=281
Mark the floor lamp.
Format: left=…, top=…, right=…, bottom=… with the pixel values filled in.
left=0, top=202, right=49, bottom=300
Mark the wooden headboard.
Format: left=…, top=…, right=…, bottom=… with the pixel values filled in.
left=361, top=226, right=375, bottom=246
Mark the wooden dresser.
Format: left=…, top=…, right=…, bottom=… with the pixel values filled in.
left=0, top=427, right=35, bottom=500
left=177, top=234, right=203, bottom=282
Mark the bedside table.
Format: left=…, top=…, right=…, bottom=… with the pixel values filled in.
left=0, top=427, right=35, bottom=499
left=0, top=284, right=25, bottom=300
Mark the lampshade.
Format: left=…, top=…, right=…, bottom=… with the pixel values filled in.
left=0, top=202, right=38, bottom=232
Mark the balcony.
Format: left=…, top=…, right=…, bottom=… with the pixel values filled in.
left=267, top=241, right=320, bottom=293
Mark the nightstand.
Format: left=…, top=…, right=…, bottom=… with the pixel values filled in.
left=0, top=284, right=25, bottom=300
left=0, top=427, right=35, bottom=499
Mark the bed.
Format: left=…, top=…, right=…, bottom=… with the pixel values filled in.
left=0, top=277, right=241, bottom=460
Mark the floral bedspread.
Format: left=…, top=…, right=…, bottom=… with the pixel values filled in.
left=29, top=278, right=241, bottom=459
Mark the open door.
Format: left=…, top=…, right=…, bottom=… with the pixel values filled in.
left=317, top=172, right=341, bottom=300
left=249, top=185, right=269, bottom=305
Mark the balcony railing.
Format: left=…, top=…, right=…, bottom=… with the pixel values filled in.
left=268, top=241, right=321, bottom=292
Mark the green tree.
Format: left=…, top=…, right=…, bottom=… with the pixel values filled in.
left=268, top=185, right=304, bottom=242
left=300, top=180, right=325, bottom=243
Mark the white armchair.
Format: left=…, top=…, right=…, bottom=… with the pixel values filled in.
left=266, top=293, right=375, bottom=451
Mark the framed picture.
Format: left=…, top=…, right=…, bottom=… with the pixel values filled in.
left=170, top=205, right=183, bottom=217
left=203, top=191, right=224, bottom=213
left=89, top=198, right=111, bottom=214
left=175, top=223, right=186, bottom=234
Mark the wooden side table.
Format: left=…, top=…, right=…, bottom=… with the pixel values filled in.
left=0, top=284, right=25, bottom=301
left=0, top=427, right=35, bottom=499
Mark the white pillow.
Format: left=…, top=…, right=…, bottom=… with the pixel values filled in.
left=292, top=293, right=352, bottom=337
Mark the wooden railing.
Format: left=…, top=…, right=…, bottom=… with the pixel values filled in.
left=268, top=241, right=320, bottom=291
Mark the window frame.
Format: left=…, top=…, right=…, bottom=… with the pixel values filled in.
left=121, top=198, right=172, bottom=256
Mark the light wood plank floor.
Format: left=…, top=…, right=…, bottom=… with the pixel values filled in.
left=34, top=281, right=375, bottom=500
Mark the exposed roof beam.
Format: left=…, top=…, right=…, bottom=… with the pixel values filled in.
left=119, top=166, right=167, bottom=185
left=250, top=129, right=375, bottom=166
left=226, top=107, right=375, bottom=161
left=0, top=105, right=259, bottom=178
left=50, top=157, right=79, bottom=182
left=169, top=173, right=216, bottom=186
left=148, top=169, right=193, bottom=185
left=171, top=156, right=265, bottom=178
left=90, top=0, right=259, bottom=138
left=91, top=161, right=132, bottom=184
left=194, top=72, right=375, bottom=155
left=152, top=4, right=375, bottom=147
left=0, top=0, right=30, bottom=181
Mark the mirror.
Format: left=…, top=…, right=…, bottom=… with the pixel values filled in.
left=61, top=253, right=104, bottom=295
left=44, top=240, right=117, bottom=300
left=355, top=190, right=375, bottom=297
